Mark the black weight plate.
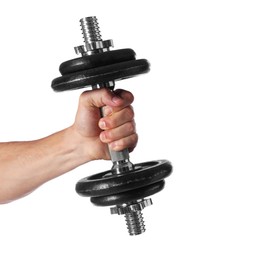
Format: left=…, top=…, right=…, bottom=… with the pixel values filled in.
left=90, top=180, right=165, bottom=206
left=76, top=160, right=172, bottom=197
left=59, top=49, right=136, bottom=75
left=51, top=59, right=150, bottom=92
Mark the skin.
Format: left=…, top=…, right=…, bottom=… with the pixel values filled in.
left=0, top=88, right=137, bottom=204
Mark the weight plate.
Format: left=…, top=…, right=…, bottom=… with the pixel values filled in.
left=90, top=180, right=165, bottom=206
left=51, top=59, right=150, bottom=92
left=59, top=49, right=136, bottom=75
left=76, top=159, right=172, bottom=197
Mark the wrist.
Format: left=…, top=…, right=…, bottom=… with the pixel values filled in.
left=62, top=126, right=93, bottom=166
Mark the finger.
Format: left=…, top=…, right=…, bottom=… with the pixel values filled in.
left=101, top=89, right=134, bottom=115
left=108, top=133, right=138, bottom=152
left=111, top=89, right=134, bottom=112
left=114, top=89, right=134, bottom=105
left=100, top=121, right=136, bottom=143
left=99, top=106, right=134, bottom=130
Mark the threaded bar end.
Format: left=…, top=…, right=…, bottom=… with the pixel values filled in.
left=80, top=16, right=102, bottom=44
left=125, top=211, right=146, bottom=236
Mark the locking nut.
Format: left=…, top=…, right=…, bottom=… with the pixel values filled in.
left=74, top=45, right=87, bottom=55
left=74, top=40, right=113, bottom=56
left=110, top=198, right=153, bottom=215
left=86, top=39, right=114, bottom=52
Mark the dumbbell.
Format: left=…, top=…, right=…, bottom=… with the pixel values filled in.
left=51, top=16, right=173, bottom=236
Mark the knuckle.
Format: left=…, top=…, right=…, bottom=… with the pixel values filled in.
left=128, top=91, right=134, bottom=103
left=100, top=87, right=110, bottom=96
left=121, top=89, right=134, bottom=103
left=125, top=106, right=135, bottom=120
left=124, top=133, right=138, bottom=147
left=131, top=133, right=138, bottom=144
left=126, top=121, right=136, bottom=134
left=79, top=91, right=89, bottom=104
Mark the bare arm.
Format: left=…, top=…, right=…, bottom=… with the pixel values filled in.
left=0, top=128, right=86, bottom=203
left=0, top=88, right=137, bottom=204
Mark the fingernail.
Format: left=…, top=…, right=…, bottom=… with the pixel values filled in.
left=103, top=106, right=112, bottom=116
left=100, top=132, right=107, bottom=142
left=99, top=120, right=106, bottom=129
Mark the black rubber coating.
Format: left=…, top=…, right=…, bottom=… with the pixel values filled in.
left=76, top=160, right=172, bottom=197
left=90, top=180, right=165, bottom=206
left=52, top=49, right=171, bottom=207
left=59, top=49, right=136, bottom=75
left=51, top=59, right=150, bottom=92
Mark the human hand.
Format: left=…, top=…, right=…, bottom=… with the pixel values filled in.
left=71, top=88, right=137, bottom=162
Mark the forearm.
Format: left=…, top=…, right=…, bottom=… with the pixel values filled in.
left=0, top=127, right=89, bottom=204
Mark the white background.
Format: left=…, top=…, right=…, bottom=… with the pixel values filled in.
left=0, top=0, right=260, bottom=259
